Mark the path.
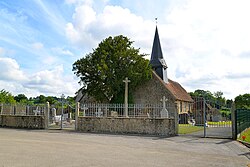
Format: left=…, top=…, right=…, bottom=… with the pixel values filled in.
left=0, top=128, right=249, bottom=167
left=185, top=127, right=233, bottom=138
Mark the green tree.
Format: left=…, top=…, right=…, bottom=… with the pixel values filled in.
left=73, top=35, right=152, bottom=103
left=214, top=91, right=226, bottom=106
left=235, top=93, right=250, bottom=109
left=46, top=96, right=58, bottom=105
left=14, top=94, right=28, bottom=103
left=0, top=89, right=16, bottom=104
left=189, top=89, right=215, bottom=101
left=226, top=99, right=233, bottom=108
left=33, top=95, right=47, bottom=104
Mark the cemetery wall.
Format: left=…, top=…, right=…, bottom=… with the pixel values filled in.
left=0, top=115, right=45, bottom=129
left=77, top=117, right=176, bottom=136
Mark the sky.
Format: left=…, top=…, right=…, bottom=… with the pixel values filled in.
left=0, top=0, right=250, bottom=99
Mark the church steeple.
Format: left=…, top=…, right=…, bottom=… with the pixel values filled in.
left=150, top=26, right=168, bottom=83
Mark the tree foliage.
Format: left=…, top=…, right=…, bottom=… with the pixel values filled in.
left=189, top=89, right=230, bottom=108
left=73, top=35, right=152, bottom=103
left=14, top=94, right=28, bottom=103
left=0, top=89, right=16, bottom=104
left=213, top=91, right=226, bottom=106
left=235, top=93, right=250, bottom=109
left=189, top=89, right=215, bottom=100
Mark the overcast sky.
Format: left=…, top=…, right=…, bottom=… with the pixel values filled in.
left=0, top=0, right=249, bottom=99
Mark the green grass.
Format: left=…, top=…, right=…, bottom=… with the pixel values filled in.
left=238, top=128, right=250, bottom=143
left=178, top=124, right=204, bottom=134
left=207, top=121, right=232, bottom=126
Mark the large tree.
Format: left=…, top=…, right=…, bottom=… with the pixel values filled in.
left=73, top=35, right=152, bottom=103
left=235, top=93, right=250, bottom=109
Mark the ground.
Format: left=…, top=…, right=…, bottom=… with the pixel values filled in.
left=0, top=128, right=249, bottom=167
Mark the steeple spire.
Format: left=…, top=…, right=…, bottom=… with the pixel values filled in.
left=150, top=25, right=168, bottom=83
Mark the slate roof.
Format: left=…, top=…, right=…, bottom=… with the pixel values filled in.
left=152, top=71, right=193, bottom=102
left=150, top=26, right=167, bottom=68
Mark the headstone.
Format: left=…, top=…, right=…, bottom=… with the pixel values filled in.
left=160, top=96, right=169, bottom=118
left=52, top=108, right=56, bottom=117
left=96, top=107, right=103, bottom=117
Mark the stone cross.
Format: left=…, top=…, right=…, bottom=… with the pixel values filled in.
left=160, top=96, right=169, bottom=118
left=123, top=77, right=130, bottom=117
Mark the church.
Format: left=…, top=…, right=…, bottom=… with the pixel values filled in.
left=132, top=26, right=193, bottom=114
left=76, top=26, right=193, bottom=114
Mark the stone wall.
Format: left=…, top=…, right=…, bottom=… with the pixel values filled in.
left=0, top=115, right=45, bottom=129
left=133, top=73, right=175, bottom=104
left=77, top=117, right=176, bottom=136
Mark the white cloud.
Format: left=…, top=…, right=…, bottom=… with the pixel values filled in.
left=0, top=57, right=79, bottom=97
left=162, top=0, right=250, bottom=98
left=25, top=65, right=79, bottom=96
left=0, top=57, right=27, bottom=81
left=65, top=4, right=154, bottom=52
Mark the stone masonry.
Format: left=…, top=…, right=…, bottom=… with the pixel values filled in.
left=0, top=115, right=45, bottom=129
left=133, top=73, right=175, bottom=104
left=77, top=117, right=176, bottom=136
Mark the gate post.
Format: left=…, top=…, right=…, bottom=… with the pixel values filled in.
left=203, top=97, right=206, bottom=138
left=231, top=102, right=237, bottom=139
left=44, top=102, right=50, bottom=129
left=0, top=103, right=3, bottom=115
left=75, top=102, right=80, bottom=131
left=175, top=103, right=179, bottom=135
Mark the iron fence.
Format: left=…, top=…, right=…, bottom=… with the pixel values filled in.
left=79, top=103, right=176, bottom=118
left=0, top=103, right=46, bottom=116
left=235, top=109, right=250, bottom=135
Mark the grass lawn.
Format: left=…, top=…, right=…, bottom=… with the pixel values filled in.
left=238, top=128, right=250, bottom=143
left=207, top=121, right=232, bottom=126
left=178, top=124, right=204, bottom=134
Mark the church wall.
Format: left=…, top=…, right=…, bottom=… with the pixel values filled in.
left=133, top=74, right=175, bottom=105
left=176, top=100, right=192, bottom=114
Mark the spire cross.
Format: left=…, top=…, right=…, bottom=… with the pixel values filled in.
left=155, top=17, right=158, bottom=25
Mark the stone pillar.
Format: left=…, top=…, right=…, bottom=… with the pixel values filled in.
left=231, top=102, right=236, bottom=140
left=75, top=102, right=80, bottom=131
left=44, top=102, right=50, bottom=129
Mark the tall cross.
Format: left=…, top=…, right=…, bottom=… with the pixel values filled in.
left=123, top=77, right=130, bottom=117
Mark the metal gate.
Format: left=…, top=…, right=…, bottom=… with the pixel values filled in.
left=48, top=104, right=75, bottom=130
left=179, top=97, right=232, bottom=138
